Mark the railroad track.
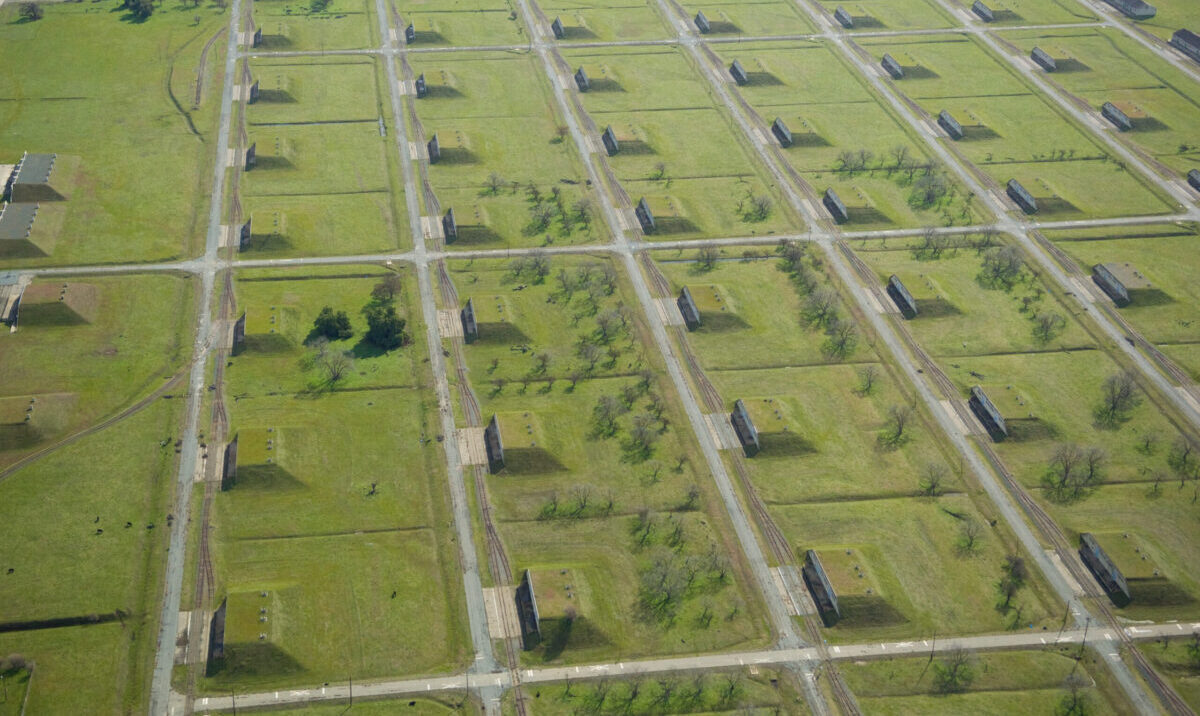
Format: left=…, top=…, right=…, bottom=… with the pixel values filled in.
left=193, top=28, right=227, bottom=109
left=640, top=253, right=859, bottom=714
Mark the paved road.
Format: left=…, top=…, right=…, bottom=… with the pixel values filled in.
left=922, top=0, right=1200, bottom=430
left=152, top=0, right=244, bottom=712
left=373, top=0, right=502, bottom=693
left=189, top=621, right=1200, bottom=712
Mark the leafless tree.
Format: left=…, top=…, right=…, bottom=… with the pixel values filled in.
left=803, top=286, right=840, bottom=328
left=1032, top=311, right=1066, bottom=344
left=697, top=246, right=720, bottom=271
left=933, top=647, right=976, bottom=692
left=824, top=316, right=858, bottom=359
left=857, top=364, right=880, bottom=395
left=1096, top=370, right=1139, bottom=426
left=881, top=404, right=914, bottom=446
left=320, top=350, right=354, bottom=384
left=921, top=463, right=947, bottom=496
left=978, top=245, right=1024, bottom=289
left=958, top=517, right=982, bottom=553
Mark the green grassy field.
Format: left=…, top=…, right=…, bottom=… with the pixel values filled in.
left=653, top=253, right=1058, bottom=639
left=946, top=0, right=1099, bottom=25
left=844, top=648, right=1135, bottom=715
left=816, top=0, right=954, bottom=31
left=711, top=41, right=984, bottom=229
left=244, top=121, right=391, bottom=196
left=676, top=0, right=816, bottom=35
left=540, top=0, right=673, bottom=42
left=562, top=46, right=802, bottom=238
left=0, top=400, right=184, bottom=715
left=0, top=3, right=228, bottom=266
left=252, top=0, right=377, bottom=52
left=396, top=0, right=529, bottom=46
left=1004, top=28, right=1200, bottom=176
left=859, top=34, right=1178, bottom=219
left=1043, top=223, right=1200, bottom=378
left=1141, top=637, right=1200, bottom=711
left=204, top=266, right=472, bottom=690
left=503, top=667, right=807, bottom=715
left=0, top=273, right=195, bottom=468
left=446, top=256, right=772, bottom=664
left=853, top=241, right=1094, bottom=356
left=1125, top=0, right=1200, bottom=42
left=409, top=52, right=609, bottom=249
left=246, top=57, right=382, bottom=125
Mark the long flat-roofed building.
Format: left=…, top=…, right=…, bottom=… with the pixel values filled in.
left=415, top=73, right=428, bottom=98
left=677, top=286, right=701, bottom=331
left=823, top=188, right=848, bottom=223
left=802, top=550, right=840, bottom=625
left=1031, top=47, right=1057, bottom=71
left=969, top=385, right=1007, bottom=441
left=484, top=414, right=505, bottom=473
left=834, top=6, right=853, bottom=28
left=771, top=117, right=793, bottom=147
left=1006, top=179, right=1037, bottom=214
left=1079, top=533, right=1131, bottom=606
left=694, top=10, right=710, bottom=33
left=1188, top=168, right=1200, bottom=191
left=5, top=153, right=62, bottom=202
left=971, top=0, right=994, bottom=22
left=881, top=53, right=904, bottom=79
left=442, top=207, right=458, bottom=243
left=635, top=197, right=655, bottom=233
left=461, top=297, right=478, bottom=343
left=574, top=67, right=590, bottom=92
left=0, top=203, right=38, bottom=247
left=221, top=435, right=239, bottom=491
left=887, top=274, right=918, bottom=319
left=1102, top=0, right=1156, bottom=19
left=1170, top=29, right=1200, bottom=63
left=427, top=133, right=441, bottom=163
left=550, top=16, right=565, bottom=39
left=1101, top=101, right=1133, bottom=131
left=937, top=110, right=964, bottom=140
left=601, top=126, right=619, bottom=156
left=515, top=570, right=542, bottom=649
left=729, top=59, right=749, bottom=86
left=730, top=399, right=760, bottom=457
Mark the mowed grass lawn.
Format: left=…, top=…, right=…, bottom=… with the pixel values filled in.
left=0, top=273, right=194, bottom=469
left=1045, top=223, right=1200, bottom=377
left=1142, top=637, right=1200, bottom=711
left=540, top=0, right=673, bottom=42
left=653, top=255, right=1057, bottom=638
left=241, top=57, right=406, bottom=257
left=853, top=241, right=1093, bottom=356
left=410, top=53, right=608, bottom=249
left=844, top=648, right=1135, bottom=715
left=205, top=266, right=472, bottom=689
left=859, top=34, right=1177, bottom=219
left=448, top=257, right=772, bottom=664
left=227, top=266, right=426, bottom=395
left=0, top=3, right=229, bottom=265
left=252, top=0, right=376, bottom=52
left=0, top=401, right=184, bottom=715
left=675, top=0, right=816, bottom=35
left=397, top=0, right=529, bottom=46
left=563, top=47, right=802, bottom=238
left=945, top=0, right=1099, bottom=25
left=711, top=42, right=984, bottom=228
left=1004, top=28, right=1200, bottom=175
left=815, top=0, right=954, bottom=31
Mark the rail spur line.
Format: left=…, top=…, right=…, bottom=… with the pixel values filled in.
left=639, top=253, right=859, bottom=715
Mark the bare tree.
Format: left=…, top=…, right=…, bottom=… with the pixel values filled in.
left=823, top=316, right=858, bottom=359
left=320, top=350, right=354, bottom=384
left=1058, top=673, right=1092, bottom=716
left=697, top=246, right=720, bottom=271
left=857, top=364, right=880, bottom=395
left=485, top=172, right=505, bottom=195
left=579, top=342, right=602, bottom=372
left=978, top=245, right=1024, bottom=289
left=958, top=517, right=982, bottom=554
left=592, top=395, right=625, bottom=437
left=933, top=647, right=976, bottom=693
left=803, top=286, right=840, bottom=328
left=880, top=404, right=914, bottom=446
left=1031, top=311, right=1066, bottom=344
left=1096, top=370, right=1139, bottom=426
left=921, top=463, right=947, bottom=496
left=997, top=554, right=1027, bottom=609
